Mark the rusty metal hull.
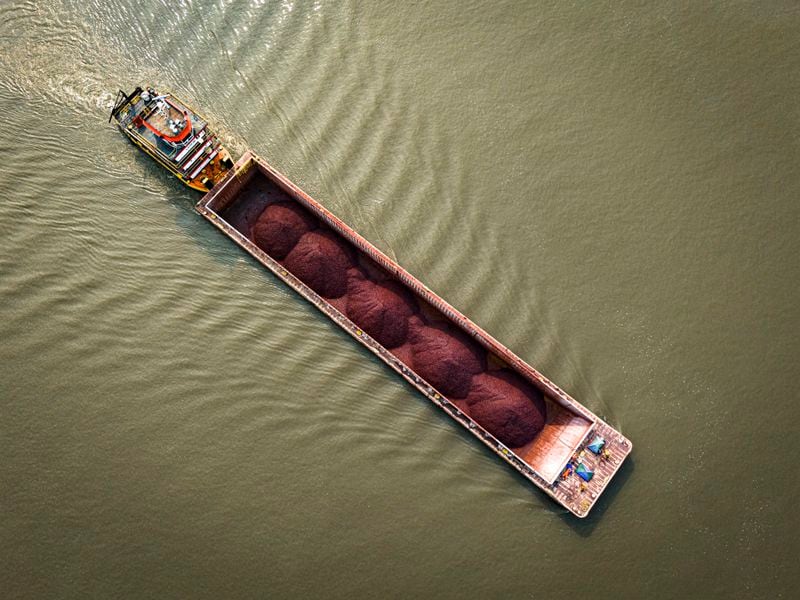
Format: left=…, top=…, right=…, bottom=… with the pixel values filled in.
left=196, top=151, right=632, bottom=517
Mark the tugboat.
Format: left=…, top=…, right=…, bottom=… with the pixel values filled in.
left=109, top=86, right=235, bottom=192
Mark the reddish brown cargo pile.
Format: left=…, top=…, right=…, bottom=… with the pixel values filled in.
left=250, top=199, right=547, bottom=447
left=407, top=316, right=485, bottom=399
left=252, top=201, right=317, bottom=259
left=465, top=370, right=546, bottom=447
left=283, top=230, right=353, bottom=299
left=346, top=270, right=418, bottom=349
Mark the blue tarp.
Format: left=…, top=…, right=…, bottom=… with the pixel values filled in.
left=587, top=435, right=606, bottom=454
left=576, top=463, right=594, bottom=482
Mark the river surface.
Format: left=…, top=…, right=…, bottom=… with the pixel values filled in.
left=1, top=1, right=798, bottom=598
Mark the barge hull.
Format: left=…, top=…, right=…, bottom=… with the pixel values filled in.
left=196, top=151, right=632, bottom=517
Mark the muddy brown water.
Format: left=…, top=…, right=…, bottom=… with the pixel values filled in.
left=1, top=1, right=798, bottom=598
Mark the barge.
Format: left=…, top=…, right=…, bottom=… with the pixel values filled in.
left=194, top=151, right=632, bottom=517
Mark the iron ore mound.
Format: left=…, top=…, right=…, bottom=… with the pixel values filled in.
left=250, top=200, right=547, bottom=447
left=283, top=229, right=354, bottom=298
left=346, top=271, right=418, bottom=349
left=465, top=370, right=547, bottom=447
left=252, top=201, right=318, bottom=259
left=408, top=316, right=486, bottom=399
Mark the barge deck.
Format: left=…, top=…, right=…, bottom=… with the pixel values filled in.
left=195, top=151, right=632, bottom=517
